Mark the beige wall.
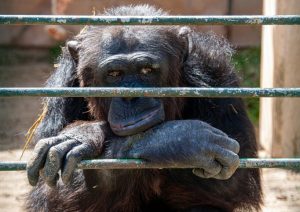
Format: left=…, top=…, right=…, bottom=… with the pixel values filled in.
left=260, top=0, right=300, bottom=157
left=0, top=0, right=262, bottom=47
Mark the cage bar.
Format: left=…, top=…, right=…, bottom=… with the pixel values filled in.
left=1, top=11, right=300, bottom=174
left=0, top=15, right=300, bottom=25
left=1, top=158, right=300, bottom=171
left=0, top=87, right=300, bottom=98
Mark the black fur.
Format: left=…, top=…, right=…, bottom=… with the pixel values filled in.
left=26, top=5, right=262, bottom=212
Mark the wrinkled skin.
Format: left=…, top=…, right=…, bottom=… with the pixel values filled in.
left=27, top=120, right=239, bottom=187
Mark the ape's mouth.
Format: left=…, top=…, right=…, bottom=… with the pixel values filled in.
left=110, top=107, right=165, bottom=136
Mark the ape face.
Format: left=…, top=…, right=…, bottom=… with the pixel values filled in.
left=70, top=26, right=186, bottom=136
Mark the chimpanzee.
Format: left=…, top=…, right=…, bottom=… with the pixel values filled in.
left=25, top=5, right=262, bottom=212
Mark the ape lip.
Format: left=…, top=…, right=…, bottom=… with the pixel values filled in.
left=111, top=108, right=162, bottom=130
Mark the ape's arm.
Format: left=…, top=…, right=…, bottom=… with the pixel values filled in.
left=27, top=119, right=239, bottom=187
left=107, top=120, right=240, bottom=180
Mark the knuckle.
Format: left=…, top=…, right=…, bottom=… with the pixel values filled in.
left=230, top=154, right=240, bottom=168
left=48, top=146, right=60, bottom=157
left=34, top=139, right=49, bottom=150
left=66, top=151, right=78, bottom=163
left=42, top=137, right=56, bottom=146
left=34, top=137, right=59, bottom=152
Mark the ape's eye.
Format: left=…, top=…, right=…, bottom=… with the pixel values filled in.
left=108, top=70, right=122, bottom=77
left=140, top=68, right=153, bottom=75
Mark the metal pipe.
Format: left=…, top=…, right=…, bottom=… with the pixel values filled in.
left=0, top=15, right=300, bottom=25
left=0, top=87, right=300, bottom=98
left=1, top=158, right=300, bottom=171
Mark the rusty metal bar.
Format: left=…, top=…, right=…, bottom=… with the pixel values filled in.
left=1, top=158, right=300, bottom=171
left=0, top=87, right=300, bottom=98
left=0, top=15, right=300, bottom=25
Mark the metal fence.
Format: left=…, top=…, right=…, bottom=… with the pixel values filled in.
left=1, top=14, right=300, bottom=171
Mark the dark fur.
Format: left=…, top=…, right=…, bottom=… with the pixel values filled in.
left=26, top=5, right=262, bottom=212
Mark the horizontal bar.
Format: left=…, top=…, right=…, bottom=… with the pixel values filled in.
left=1, top=158, right=300, bottom=171
left=0, top=15, right=300, bottom=25
left=0, top=87, right=300, bottom=98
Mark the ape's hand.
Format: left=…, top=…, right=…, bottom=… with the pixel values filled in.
left=108, top=120, right=240, bottom=180
left=27, top=121, right=110, bottom=187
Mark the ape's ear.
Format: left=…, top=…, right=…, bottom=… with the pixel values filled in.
left=177, top=27, right=210, bottom=87
left=66, top=40, right=80, bottom=64
left=177, top=27, right=194, bottom=61
left=177, top=27, right=237, bottom=88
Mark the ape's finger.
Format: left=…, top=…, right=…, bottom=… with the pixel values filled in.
left=192, top=158, right=222, bottom=179
left=43, top=139, right=80, bottom=187
left=39, top=168, right=59, bottom=187
left=200, top=122, right=229, bottom=137
left=27, top=136, right=66, bottom=186
left=213, top=146, right=240, bottom=180
left=214, top=166, right=237, bottom=180
left=62, top=143, right=96, bottom=184
left=211, top=134, right=240, bottom=154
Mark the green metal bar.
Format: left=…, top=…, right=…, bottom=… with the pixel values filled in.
left=0, top=87, right=300, bottom=98
left=0, top=161, right=27, bottom=171
left=1, top=158, right=300, bottom=171
left=0, top=15, right=300, bottom=25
